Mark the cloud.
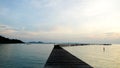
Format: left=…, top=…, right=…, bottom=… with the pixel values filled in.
left=0, top=24, right=12, bottom=30
left=0, top=24, right=8, bottom=28
left=104, top=32, right=120, bottom=39
left=0, top=0, right=120, bottom=43
left=0, top=24, right=17, bottom=34
left=29, top=0, right=61, bottom=9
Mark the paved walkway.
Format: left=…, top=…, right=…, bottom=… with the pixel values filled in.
left=44, top=45, right=93, bottom=68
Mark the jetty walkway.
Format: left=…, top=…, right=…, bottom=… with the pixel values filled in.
left=44, top=45, right=93, bottom=68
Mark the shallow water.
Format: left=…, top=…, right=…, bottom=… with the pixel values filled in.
left=0, top=44, right=54, bottom=68
left=64, top=44, right=120, bottom=68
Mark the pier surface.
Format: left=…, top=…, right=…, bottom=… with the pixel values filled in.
left=44, top=45, right=93, bottom=68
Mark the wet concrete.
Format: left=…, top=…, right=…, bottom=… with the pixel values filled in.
left=44, top=45, right=93, bottom=68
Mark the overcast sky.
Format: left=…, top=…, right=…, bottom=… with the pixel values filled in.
left=0, top=0, right=120, bottom=43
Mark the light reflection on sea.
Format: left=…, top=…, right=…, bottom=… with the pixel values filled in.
left=63, top=44, right=120, bottom=68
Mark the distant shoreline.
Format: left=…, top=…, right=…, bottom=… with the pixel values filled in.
left=55, top=43, right=112, bottom=47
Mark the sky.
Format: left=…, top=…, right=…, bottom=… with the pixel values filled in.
left=0, top=0, right=120, bottom=43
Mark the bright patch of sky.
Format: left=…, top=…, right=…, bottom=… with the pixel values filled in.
left=0, top=0, right=120, bottom=43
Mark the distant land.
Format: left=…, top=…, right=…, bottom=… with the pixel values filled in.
left=0, top=35, right=24, bottom=44
left=29, top=41, right=44, bottom=44
left=27, top=41, right=54, bottom=44
left=0, top=35, right=112, bottom=45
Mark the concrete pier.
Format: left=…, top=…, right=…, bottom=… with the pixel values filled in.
left=44, top=45, right=93, bottom=68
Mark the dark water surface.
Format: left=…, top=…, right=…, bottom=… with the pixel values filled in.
left=0, top=44, right=54, bottom=68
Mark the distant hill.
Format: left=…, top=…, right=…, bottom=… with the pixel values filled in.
left=0, top=35, right=24, bottom=43
left=29, top=41, right=44, bottom=44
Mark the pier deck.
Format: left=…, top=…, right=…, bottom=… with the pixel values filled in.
left=44, top=45, right=93, bottom=68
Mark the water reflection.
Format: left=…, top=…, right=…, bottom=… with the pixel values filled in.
left=0, top=44, right=54, bottom=68
left=63, top=44, right=120, bottom=68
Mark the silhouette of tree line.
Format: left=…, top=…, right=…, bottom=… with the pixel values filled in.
left=0, top=35, right=24, bottom=43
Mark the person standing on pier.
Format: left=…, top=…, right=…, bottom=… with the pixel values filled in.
left=103, top=47, right=105, bottom=52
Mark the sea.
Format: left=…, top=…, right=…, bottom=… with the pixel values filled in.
left=0, top=44, right=120, bottom=68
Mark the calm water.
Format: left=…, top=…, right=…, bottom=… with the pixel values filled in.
left=64, top=44, right=120, bottom=68
left=0, top=44, right=120, bottom=68
left=0, top=44, right=54, bottom=68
